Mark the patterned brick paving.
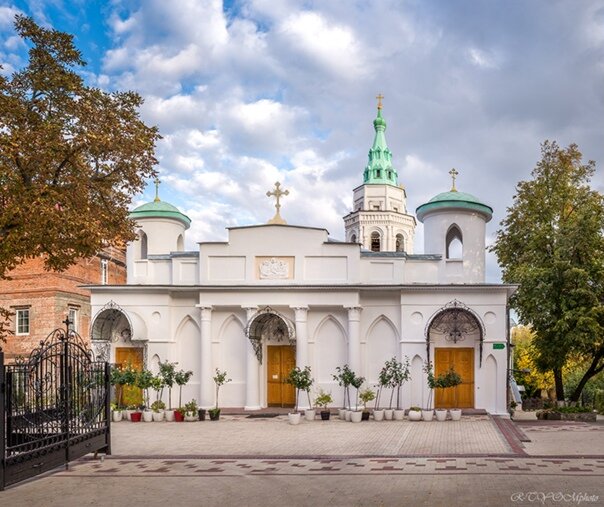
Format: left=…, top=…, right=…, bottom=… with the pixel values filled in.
left=56, top=455, right=604, bottom=478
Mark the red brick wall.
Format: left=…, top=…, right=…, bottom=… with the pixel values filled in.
left=0, top=249, right=126, bottom=362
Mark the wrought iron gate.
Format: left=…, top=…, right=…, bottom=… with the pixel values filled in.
left=1, top=321, right=111, bottom=490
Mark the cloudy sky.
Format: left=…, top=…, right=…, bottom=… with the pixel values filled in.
left=1, top=0, right=603, bottom=281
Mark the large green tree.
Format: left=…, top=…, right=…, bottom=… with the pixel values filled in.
left=0, top=17, right=159, bottom=338
left=493, top=141, right=604, bottom=402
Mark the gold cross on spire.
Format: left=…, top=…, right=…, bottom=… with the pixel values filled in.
left=154, top=177, right=161, bottom=202
left=376, top=93, right=384, bottom=110
left=266, top=181, right=289, bottom=225
left=449, top=168, right=459, bottom=192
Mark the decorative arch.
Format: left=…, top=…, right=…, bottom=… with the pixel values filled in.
left=395, top=233, right=405, bottom=252
left=245, top=307, right=295, bottom=364
left=365, top=314, right=398, bottom=344
left=218, top=314, right=244, bottom=342
left=91, top=301, right=133, bottom=342
left=177, top=234, right=184, bottom=251
left=138, top=230, right=148, bottom=260
left=425, top=300, right=485, bottom=366
left=371, top=231, right=381, bottom=252
left=446, top=224, right=463, bottom=259
left=175, top=314, right=200, bottom=337
left=313, top=315, right=348, bottom=344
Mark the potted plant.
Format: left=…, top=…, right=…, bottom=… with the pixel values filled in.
left=120, top=364, right=138, bottom=421
left=439, top=367, right=463, bottom=421
left=150, top=375, right=166, bottom=421
left=359, top=387, right=375, bottom=421
left=209, top=368, right=231, bottom=421
left=175, top=368, right=194, bottom=409
left=332, top=364, right=355, bottom=419
left=374, top=366, right=391, bottom=421
left=136, top=369, right=154, bottom=422
left=174, top=406, right=185, bottom=422
left=151, top=400, right=165, bottom=422
left=392, top=357, right=411, bottom=420
left=159, top=360, right=177, bottom=421
left=110, top=367, right=126, bottom=419
left=349, top=372, right=366, bottom=423
left=110, top=402, right=123, bottom=422
left=408, top=406, right=422, bottom=421
left=314, top=389, right=333, bottom=420
left=184, top=399, right=198, bottom=421
left=422, top=361, right=436, bottom=421
left=285, top=366, right=313, bottom=425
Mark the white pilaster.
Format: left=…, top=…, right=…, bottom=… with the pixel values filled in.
left=244, top=306, right=261, bottom=410
left=198, top=305, right=213, bottom=408
left=292, top=306, right=309, bottom=368
left=346, top=306, right=362, bottom=373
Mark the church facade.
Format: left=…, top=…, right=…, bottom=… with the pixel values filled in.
left=89, top=103, right=515, bottom=415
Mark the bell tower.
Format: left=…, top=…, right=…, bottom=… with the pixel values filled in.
left=343, top=96, right=416, bottom=252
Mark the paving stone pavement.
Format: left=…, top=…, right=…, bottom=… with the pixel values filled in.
left=2, top=415, right=604, bottom=506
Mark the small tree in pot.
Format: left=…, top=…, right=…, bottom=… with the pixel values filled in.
left=436, top=367, right=463, bottom=421
left=374, top=365, right=392, bottom=421
left=422, top=361, right=437, bottom=421
left=359, top=387, right=375, bottom=421
left=390, top=356, right=411, bottom=420
left=150, top=375, right=166, bottom=421
left=285, top=366, right=313, bottom=425
left=314, top=389, right=333, bottom=420
left=209, top=369, right=231, bottom=421
left=110, top=366, right=127, bottom=418
left=349, top=372, right=366, bottom=422
left=158, top=360, right=177, bottom=421
left=175, top=368, right=194, bottom=409
left=135, top=369, right=154, bottom=422
left=332, top=364, right=355, bottom=418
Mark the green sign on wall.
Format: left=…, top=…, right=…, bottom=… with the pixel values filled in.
left=493, top=343, right=505, bottom=350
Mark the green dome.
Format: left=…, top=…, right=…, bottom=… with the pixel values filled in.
left=130, top=200, right=191, bottom=228
left=416, top=190, right=492, bottom=223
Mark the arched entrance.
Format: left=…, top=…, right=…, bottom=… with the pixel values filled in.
left=91, top=301, right=147, bottom=406
left=425, top=300, right=484, bottom=409
left=245, top=307, right=296, bottom=407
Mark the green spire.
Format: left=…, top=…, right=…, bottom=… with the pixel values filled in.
left=363, top=95, right=398, bottom=185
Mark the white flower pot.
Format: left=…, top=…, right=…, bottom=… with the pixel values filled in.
left=288, top=412, right=301, bottom=425
left=164, top=410, right=175, bottom=422
left=393, top=409, right=405, bottom=421
left=435, top=409, right=448, bottom=421
left=152, top=411, right=164, bottom=422
left=142, top=410, right=153, bottom=422
left=338, top=409, right=347, bottom=420
left=450, top=409, right=462, bottom=421
left=384, top=409, right=394, bottom=420
left=185, top=412, right=197, bottom=422
left=422, top=409, right=434, bottom=421
left=350, top=411, right=363, bottom=423
left=345, top=410, right=352, bottom=422
left=373, top=409, right=385, bottom=421
left=112, top=411, right=123, bottom=422
left=408, top=410, right=422, bottom=421
left=304, top=409, right=316, bottom=422
left=123, top=409, right=132, bottom=421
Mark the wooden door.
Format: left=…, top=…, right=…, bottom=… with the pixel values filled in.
left=115, top=347, right=144, bottom=407
left=267, top=345, right=296, bottom=407
left=434, top=348, right=474, bottom=408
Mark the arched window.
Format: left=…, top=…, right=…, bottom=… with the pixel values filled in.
left=371, top=232, right=381, bottom=252
left=177, top=234, right=184, bottom=252
left=351, top=234, right=357, bottom=243
left=395, top=234, right=405, bottom=252
left=140, top=231, right=148, bottom=260
left=446, top=225, right=463, bottom=259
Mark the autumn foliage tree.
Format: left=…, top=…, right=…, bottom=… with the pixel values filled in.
left=0, top=17, right=159, bottom=338
left=492, top=141, right=604, bottom=402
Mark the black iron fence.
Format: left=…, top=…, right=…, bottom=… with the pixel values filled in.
left=1, top=321, right=111, bottom=490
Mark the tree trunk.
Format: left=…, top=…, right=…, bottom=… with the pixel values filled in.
left=569, top=353, right=604, bottom=402
left=553, top=367, right=564, bottom=402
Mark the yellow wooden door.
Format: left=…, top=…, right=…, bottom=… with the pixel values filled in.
left=115, top=347, right=144, bottom=407
left=434, top=348, right=474, bottom=408
left=267, top=346, right=296, bottom=407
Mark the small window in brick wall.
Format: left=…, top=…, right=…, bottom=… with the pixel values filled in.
left=101, top=258, right=109, bottom=285
left=15, top=308, right=30, bottom=335
left=68, top=307, right=79, bottom=333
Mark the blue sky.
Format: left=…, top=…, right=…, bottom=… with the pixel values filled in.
left=1, top=0, right=603, bottom=282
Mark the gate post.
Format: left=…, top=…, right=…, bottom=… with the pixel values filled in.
left=104, top=361, right=112, bottom=456
left=1, top=350, right=6, bottom=491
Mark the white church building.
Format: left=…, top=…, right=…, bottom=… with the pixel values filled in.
left=89, top=102, right=515, bottom=415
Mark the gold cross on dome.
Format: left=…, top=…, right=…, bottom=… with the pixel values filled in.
left=449, top=168, right=459, bottom=192
left=376, top=93, right=384, bottom=110
left=266, top=181, right=289, bottom=225
left=154, top=177, right=161, bottom=202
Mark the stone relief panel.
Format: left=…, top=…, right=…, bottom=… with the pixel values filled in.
left=255, top=256, right=295, bottom=280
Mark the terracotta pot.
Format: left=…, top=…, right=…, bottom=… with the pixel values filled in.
left=130, top=412, right=142, bottom=423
